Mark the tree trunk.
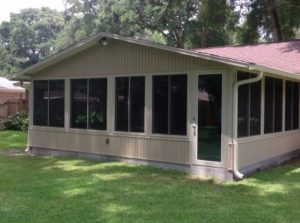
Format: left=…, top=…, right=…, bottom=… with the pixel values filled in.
left=175, top=30, right=185, bottom=48
left=266, top=0, right=283, bottom=41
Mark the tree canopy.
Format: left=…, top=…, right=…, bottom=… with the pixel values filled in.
left=0, top=0, right=299, bottom=76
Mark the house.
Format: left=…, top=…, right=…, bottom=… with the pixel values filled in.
left=0, top=77, right=26, bottom=103
left=0, top=77, right=27, bottom=128
left=14, top=33, right=300, bottom=180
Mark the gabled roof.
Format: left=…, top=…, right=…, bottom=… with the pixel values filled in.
left=193, top=40, right=300, bottom=75
left=12, top=32, right=300, bottom=80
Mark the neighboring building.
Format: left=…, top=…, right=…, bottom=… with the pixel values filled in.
left=0, top=77, right=26, bottom=126
left=0, top=77, right=25, bottom=103
left=14, top=33, right=300, bottom=180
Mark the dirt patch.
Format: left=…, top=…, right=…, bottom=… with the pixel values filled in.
left=257, top=155, right=300, bottom=173
left=1, top=149, right=26, bottom=156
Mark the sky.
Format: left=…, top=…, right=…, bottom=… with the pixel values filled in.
left=0, top=0, right=65, bottom=22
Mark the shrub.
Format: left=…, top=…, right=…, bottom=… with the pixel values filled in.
left=3, top=112, right=28, bottom=131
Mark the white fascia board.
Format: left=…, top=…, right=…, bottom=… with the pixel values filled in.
left=251, top=65, right=300, bottom=81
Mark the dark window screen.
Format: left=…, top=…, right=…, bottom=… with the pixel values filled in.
left=152, top=75, right=169, bottom=134
left=89, top=78, right=107, bottom=130
left=71, top=79, right=88, bottom=129
left=34, top=80, right=48, bottom=126
left=293, top=83, right=299, bottom=129
left=170, top=75, right=187, bottom=135
left=130, top=77, right=145, bottom=132
left=152, top=75, right=187, bottom=135
left=115, top=77, right=129, bottom=131
left=115, top=76, right=145, bottom=132
left=49, top=80, right=65, bottom=127
left=237, top=71, right=261, bottom=137
left=264, top=77, right=283, bottom=133
left=274, top=78, right=283, bottom=132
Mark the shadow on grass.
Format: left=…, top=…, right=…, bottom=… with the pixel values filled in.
left=1, top=154, right=300, bottom=223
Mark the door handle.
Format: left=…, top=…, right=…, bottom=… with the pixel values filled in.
left=192, top=124, right=197, bottom=136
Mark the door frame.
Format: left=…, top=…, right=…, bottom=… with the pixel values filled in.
left=190, top=69, right=230, bottom=168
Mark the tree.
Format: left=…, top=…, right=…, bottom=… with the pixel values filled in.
left=237, top=0, right=300, bottom=43
left=141, top=0, right=238, bottom=48
left=0, top=44, right=18, bottom=76
left=0, top=7, right=64, bottom=72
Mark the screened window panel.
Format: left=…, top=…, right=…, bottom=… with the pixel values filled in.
left=237, top=71, right=261, bottom=137
left=152, top=75, right=169, bottom=134
left=237, top=72, right=250, bottom=137
left=49, top=80, right=65, bottom=127
left=264, top=77, right=275, bottom=133
left=115, top=77, right=129, bottom=131
left=250, top=80, right=261, bottom=135
left=274, top=79, right=283, bottom=132
left=34, top=80, right=48, bottom=126
left=130, top=76, right=145, bottom=132
left=152, top=75, right=187, bottom=135
left=71, top=79, right=88, bottom=129
left=89, top=78, right=107, bottom=130
left=285, top=81, right=293, bottom=131
left=292, top=83, right=299, bottom=129
left=264, top=77, right=283, bottom=133
left=170, top=75, right=187, bottom=135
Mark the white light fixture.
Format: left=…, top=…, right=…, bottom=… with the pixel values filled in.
left=99, top=37, right=108, bottom=46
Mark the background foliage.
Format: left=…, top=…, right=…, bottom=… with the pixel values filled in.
left=0, top=0, right=299, bottom=77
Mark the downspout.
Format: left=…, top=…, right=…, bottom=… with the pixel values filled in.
left=232, top=70, right=263, bottom=180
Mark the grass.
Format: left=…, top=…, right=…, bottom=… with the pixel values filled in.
left=0, top=130, right=27, bottom=150
left=0, top=130, right=300, bottom=223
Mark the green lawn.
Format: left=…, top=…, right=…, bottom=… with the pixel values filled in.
left=0, top=130, right=27, bottom=150
left=0, top=130, right=300, bottom=223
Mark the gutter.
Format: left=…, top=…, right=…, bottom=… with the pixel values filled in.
left=232, top=70, right=264, bottom=180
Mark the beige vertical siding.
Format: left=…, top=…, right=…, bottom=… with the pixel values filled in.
left=238, top=131, right=300, bottom=168
left=29, top=129, right=190, bottom=164
left=32, top=39, right=226, bottom=78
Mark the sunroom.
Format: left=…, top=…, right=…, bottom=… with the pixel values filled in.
left=14, top=33, right=300, bottom=180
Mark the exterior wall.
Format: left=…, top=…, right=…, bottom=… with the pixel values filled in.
left=29, top=129, right=190, bottom=164
left=238, top=131, right=300, bottom=168
left=235, top=70, right=300, bottom=170
left=32, top=39, right=226, bottom=78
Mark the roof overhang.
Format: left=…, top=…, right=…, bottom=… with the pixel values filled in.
left=11, top=32, right=300, bottom=81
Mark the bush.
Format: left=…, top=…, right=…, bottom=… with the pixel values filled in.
left=3, top=112, right=28, bottom=131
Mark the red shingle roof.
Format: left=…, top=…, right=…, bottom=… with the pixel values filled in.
left=193, top=40, right=300, bottom=74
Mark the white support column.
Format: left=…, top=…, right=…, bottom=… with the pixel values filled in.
left=29, top=81, right=34, bottom=128
left=107, top=76, right=115, bottom=134
left=260, top=76, right=265, bottom=135
left=65, top=78, right=70, bottom=131
left=282, top=80, right=286, bottom=131
left=299, top=83, right=300, bottom=128
left=145, top=74, right=152, bottom=137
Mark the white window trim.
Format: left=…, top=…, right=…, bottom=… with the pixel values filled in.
left=32, top=79, right=65, bottom=129
left=236, top=71, right=300, bottom=141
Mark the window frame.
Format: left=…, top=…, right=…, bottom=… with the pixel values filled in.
left=238, top=71, right=300, bottom=142
left=114, top=75, right=146, bottom=133
left=33, top=79, right=65, bottom=128
left=151, top=73, right=188, bottom=136
left=237, top=71, right=262, bottom=138
left=70, top=77, right=108, bottom=131
left=285, top=80, right=299, bottom=131
left=264, top=76, right=283, bottom=134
